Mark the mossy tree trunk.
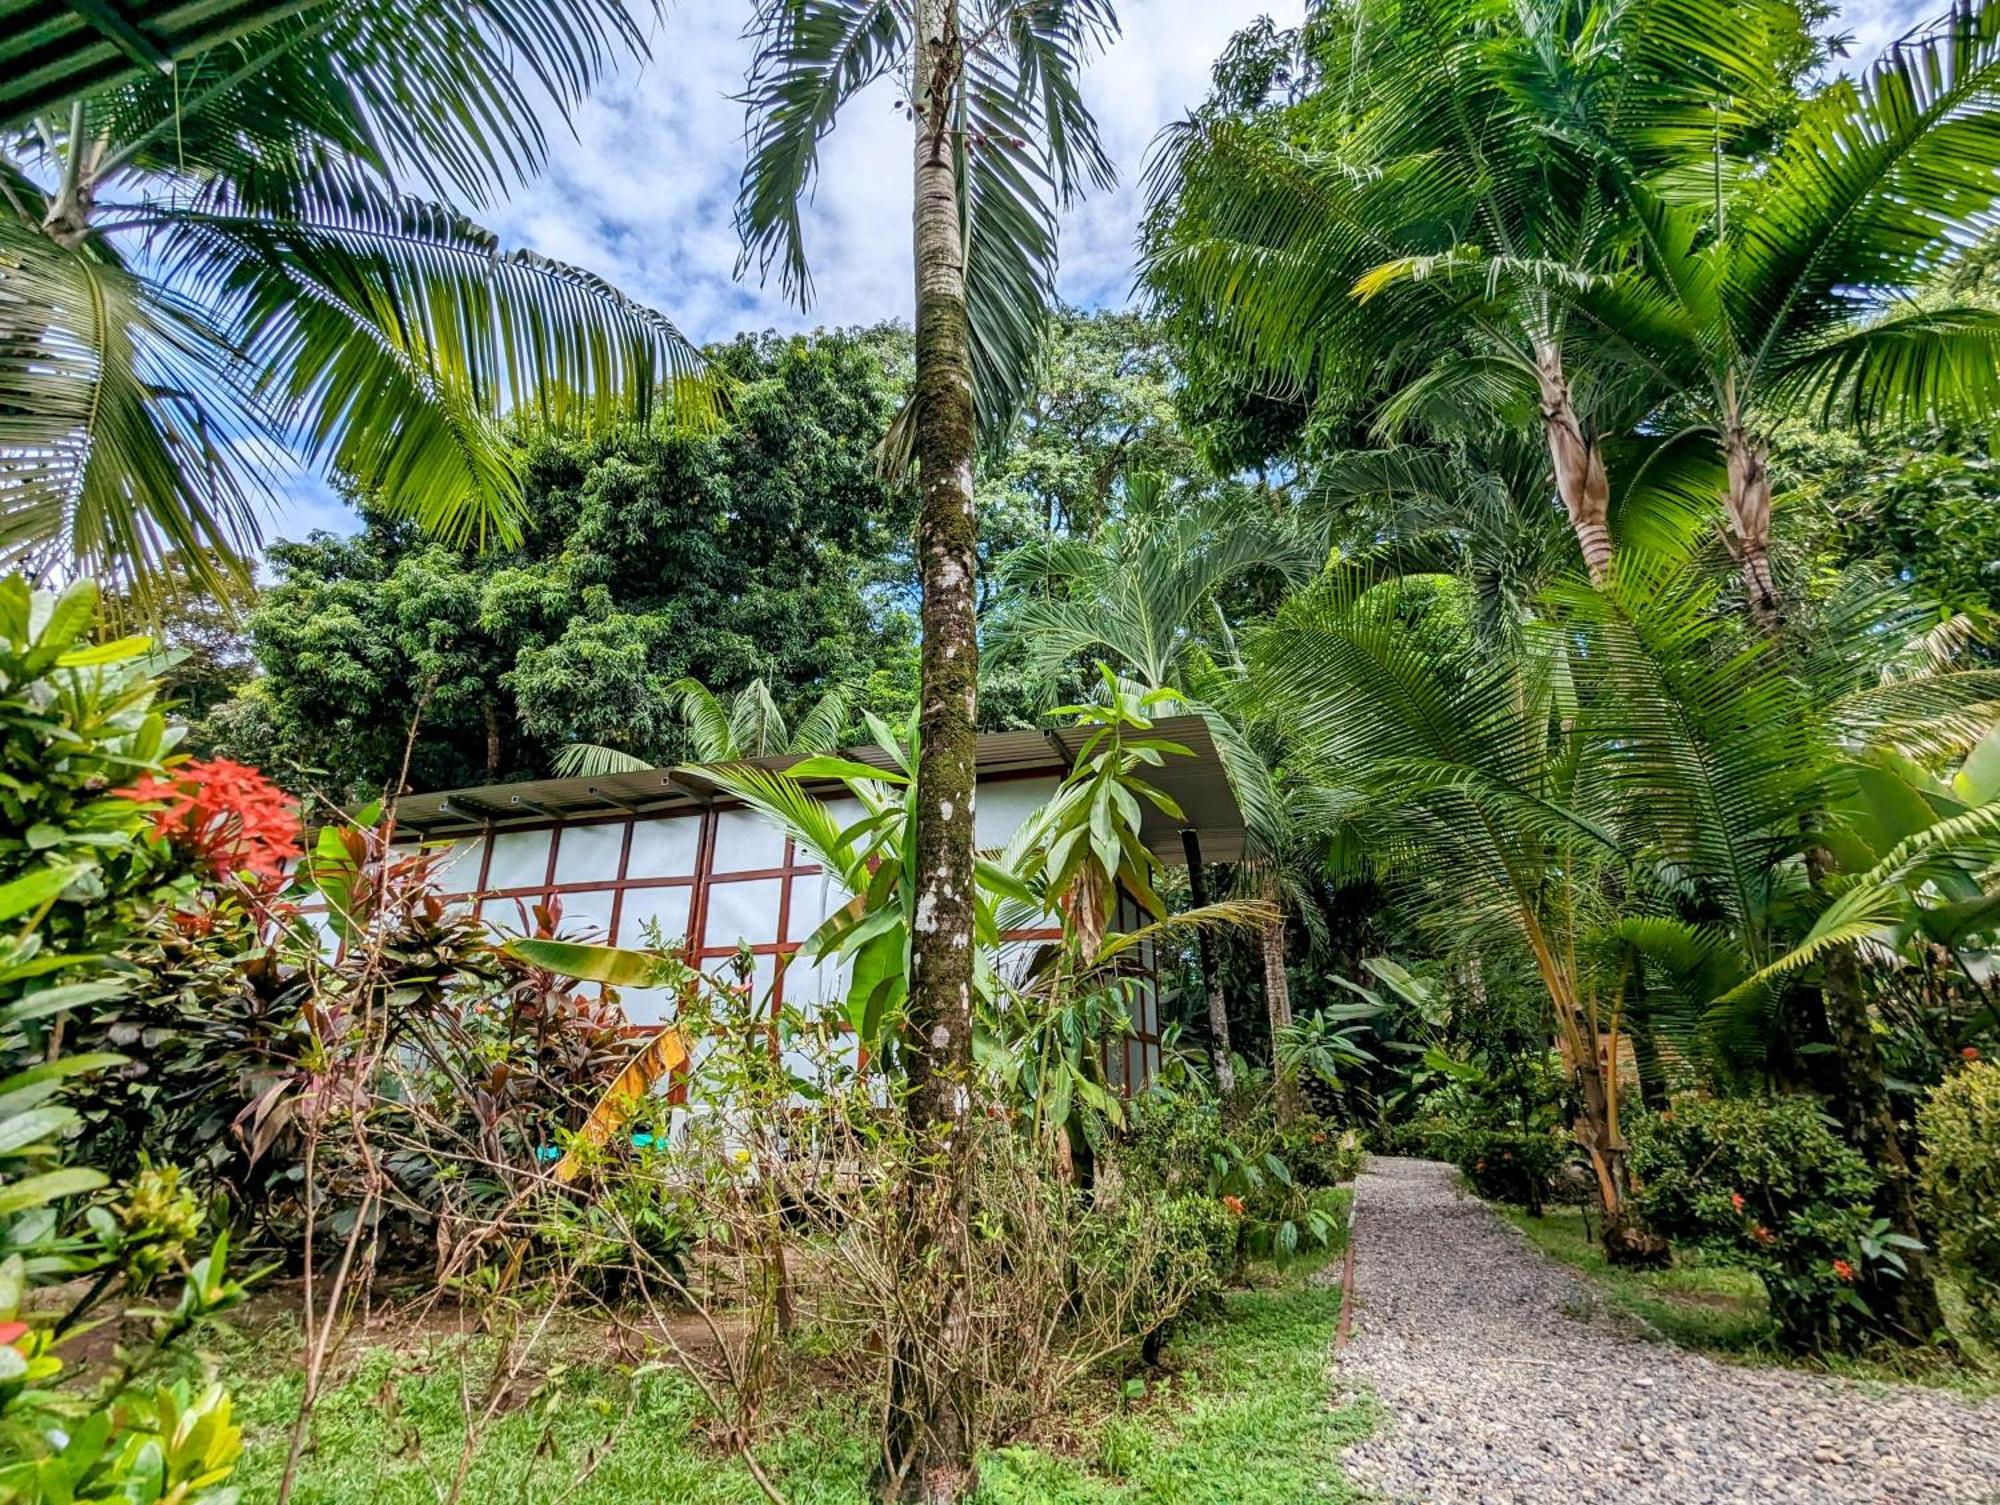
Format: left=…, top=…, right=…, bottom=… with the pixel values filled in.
left=875, top=1, right=980, bottom=1499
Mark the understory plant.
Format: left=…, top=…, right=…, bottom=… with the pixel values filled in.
left=1628, top=1097, right=1912, bottom=1353
left=1918, top=1061, right=2000, bottom=1346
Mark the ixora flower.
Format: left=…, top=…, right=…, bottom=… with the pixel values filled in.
left=1832, top=1258, right=1856, bottom=1283
left=1751, top=1223, right=1774, bottom=1246
left=1730, top=1192, right=1745, bottom=1212
left=1222, top=1194, right=1246, bottom=1217
left=121, top=759, right=301, bottom=882
left=1964, top=1046, right=1982, bottom=1062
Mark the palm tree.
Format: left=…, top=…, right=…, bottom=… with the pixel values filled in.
left=1141, top=0, right=1795, bottom=585
left=992, top=494, right=1317, bottom=1096
left=734, top=4, right=1116, bottom=1493
left=1583, top=0, right=2000, bottom=622
left=1573, top=563, right=2000, bottom=1337
left=1255, top=575, right=1659, bottom=1245
left=1, top=0, right=703, bottom=603
left=551, top=676, right=854, bottom=776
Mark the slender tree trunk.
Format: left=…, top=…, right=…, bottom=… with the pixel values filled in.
left=1533, top=342, right=1613, bottom=585
left=876, top=4, right=979, bottom=1499
left=1723, top=418, right=1782, bottom=625
left=1261, top=914, right=1299, bottom=1123
left=1181, top=830, right=1235, bottom=1094
left=483, top=700, right=502, bottom=777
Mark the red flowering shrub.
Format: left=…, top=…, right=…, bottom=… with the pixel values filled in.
left=1629, top=1098, right=1885, bottom=1352
left=122, top=759, right=301, bottom=882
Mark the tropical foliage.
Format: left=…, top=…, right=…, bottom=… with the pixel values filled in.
left=0, top=0, right=708, bottom=604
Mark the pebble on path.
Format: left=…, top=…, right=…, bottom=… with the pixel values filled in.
left=1335, top=1156, right=2000, bottom=1505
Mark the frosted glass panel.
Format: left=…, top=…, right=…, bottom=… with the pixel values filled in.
left=485, top=829, right=551, bottom=889
left=626, top=816, right=701, bottom=879
left=616, top=985, right=677, bottom=1027
left=783, top=952, right=851, bottom=1015
left=711, top=809, right=788, bottom=874
left=704, top=878, right=784, bottom=947
left=433, top=836, right=485, bottom=896
left=553, top=822, right=625, bottom=885
left=784, top=872, right=848, bottom=942
left=619, top=887, right=693, bottom=947
left=975, top=777, right=1058, bottom=848
left=554, top=887, right=616, bottom=942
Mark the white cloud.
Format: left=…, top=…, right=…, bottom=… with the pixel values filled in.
left=265, top=0, right=1935, bottom=545
left=487, top=0, right=1309, bottom=343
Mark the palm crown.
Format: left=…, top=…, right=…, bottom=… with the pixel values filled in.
left=0, top=0, right=705, bottom=602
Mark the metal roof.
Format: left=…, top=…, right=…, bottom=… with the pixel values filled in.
left=388, top=715, right=1246, bottom=864
left=1, top=0, right=314, bottom=129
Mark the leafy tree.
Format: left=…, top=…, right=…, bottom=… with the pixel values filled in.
left=1142, top=0, right=1800, bottom=585
left=736, top=4, right=1117, bottom=1492
left=207, top=330, right=917, bottom=801
left=0, top=0, right=701, bottom=602
left=1582, top=0, right=2000, bottom=621
left=983, top=309, right=1198, bottom=536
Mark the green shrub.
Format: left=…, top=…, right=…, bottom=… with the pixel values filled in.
left=1444, top=1124, right=1567, bottom=1213
left=1628, top=1097, right=1894, bottom=1352
left=528, top=1162, right=693, bottom=1302
left=1271, top=1119, right=1364, bottom=1188
left=1918, top=1061, right=2000, bottom=1345
left=1118, top=1090, right=1347, bottom=1266
left=0, top=578, right=186, bottom=1013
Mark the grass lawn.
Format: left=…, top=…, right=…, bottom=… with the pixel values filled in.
left=1496, top=1203, right=1998, bottom=1395
left=211, top=1248, right=1368, bottom=1503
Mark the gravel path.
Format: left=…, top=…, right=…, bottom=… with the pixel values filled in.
left=1335, top=1157, right=2000, bottom=1504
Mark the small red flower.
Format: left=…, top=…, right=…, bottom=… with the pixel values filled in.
left=1730, top=1192, right=1745, bottom=1212
left=1751, top=1224, right=1774, bottom=1246
left=0, top=1321, right=26, bottom=1347
left=1222, top=1194, right=1246, bottom=1217
left=121, top=759, right=301, bottom=881
left=1832, top=1259, right=1855, bottom=1283
left=1964, top=1046, right=1982, bottom=1062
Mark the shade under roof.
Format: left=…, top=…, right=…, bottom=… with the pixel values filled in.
left=386, top=715, right=1247, bottom=864
left=0, top=0, right=314, bottom=128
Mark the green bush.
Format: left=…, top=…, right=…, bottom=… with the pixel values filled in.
left=1444, top=1124, right=1567, bottom=1213
left=1628, top=1097, right=1894, bottom=1352
left=1271, top=1119, right=1364, bottom=1188
left=528, top=1161, right=693, bottom=1303
left=0, top=578, right=186, bottom=1013
left=1918, top=1061, right=2000, bottom=1345
left=1118, top=1090, right=1346, bottom=1266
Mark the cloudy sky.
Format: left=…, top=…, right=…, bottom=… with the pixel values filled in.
left=266, top=0, right=1938, bottom=541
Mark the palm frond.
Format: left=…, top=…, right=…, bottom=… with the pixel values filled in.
left=737, top=0, right=905, bottom=305
left=0, top=224, right=262, bottom=602
left=1773, top=302, right=2000, bottom=431
left=151, top=176, right=706, bottom=550
left=669, top=676, right=738, bottom=763
left=552, top=742, right=654, bottom=777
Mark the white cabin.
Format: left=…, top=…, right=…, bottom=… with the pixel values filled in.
left=379, top=717, right=1246, bottom=1094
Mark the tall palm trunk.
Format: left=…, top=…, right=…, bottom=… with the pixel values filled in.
left=1261, top=913, right=1299, bottom=1123
left=1533, top=342, right=1612, bottom=585
left=876, top=4, right=980, bottom=1499
left=1722, top=413, right=1781, bottom=624
left=1525, top=912, right=1661, bottom=1261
